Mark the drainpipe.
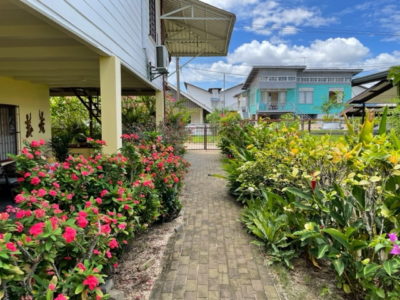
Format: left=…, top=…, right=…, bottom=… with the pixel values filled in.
left=176, top=57, right=180, bottom=102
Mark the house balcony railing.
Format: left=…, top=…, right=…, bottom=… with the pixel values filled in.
left=258, top=102, right=293, bottom=112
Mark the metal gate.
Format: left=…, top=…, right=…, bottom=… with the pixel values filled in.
left=185, top=124, right=219, bottom=150
left=0, top=105, right=18, bottom=161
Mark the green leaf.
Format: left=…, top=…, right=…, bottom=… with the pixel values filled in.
left=317, top=244, right=329, bottom=259
left=292, top=202, right=315, bottom=211
left=322, top=228, right=349, bottom=249
left=284, top=187, right=312, bottom=200
left=383, top=260, right=395, bottom=276
left=75, top=283, right=84, bottom=294
left=363, top=264, right=380, bottom=278
left=350, top=240, right=368, bottom=251
left=333, top=259, right=345, bottom=276
left=46, top=290, right=54, bottom=300
left=343, top=284, right=351, bottom=294
left=45, top=241, right=52, bottom=252
left=378, top=106, right=388, bottom=135
left=376, top=288, right=386, bottom=298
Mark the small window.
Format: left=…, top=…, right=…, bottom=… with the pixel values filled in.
left=329, top=88, right=344, bottom=103
left=268, top=77, right=278, bottom=81
left=288, top=77, right=296, bottom=81
left=278, top=76, right=287, bottom=81
left=299, top=89, right=313, bottom=104
left=149, top=0, right=157, bottom=42
left=0, top=105, right=18, bottom=161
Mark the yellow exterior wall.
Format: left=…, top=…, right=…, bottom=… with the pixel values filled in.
left=0, top=77, right=50, bottom=149
left=190, top=107, right=204, bottom=124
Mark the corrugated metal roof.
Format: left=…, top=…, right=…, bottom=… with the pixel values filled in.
left=347, top=80, right=393, bottom=104
left=352, top=70, right=389, bottom=86
left=161, top=0, right=235, bottom=56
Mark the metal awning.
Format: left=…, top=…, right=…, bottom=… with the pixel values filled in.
left=161, top=0, right=235, bottom=56
left=348, top=80, right=393, bottom=104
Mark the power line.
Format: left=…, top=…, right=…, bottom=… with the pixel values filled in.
left=184, top=66, right=249, bottom=76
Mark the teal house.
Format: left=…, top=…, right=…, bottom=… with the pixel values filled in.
left=242, top=66, right=362, bottom=119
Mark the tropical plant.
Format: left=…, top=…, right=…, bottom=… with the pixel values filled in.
left=219, top=109, right=400, bottom=299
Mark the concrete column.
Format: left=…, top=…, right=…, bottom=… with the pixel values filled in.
left=100, top=56, right=122, bottom=154
left=155, top=90, right=164, bottom=125
left=199, top=108, right=204, bottom=124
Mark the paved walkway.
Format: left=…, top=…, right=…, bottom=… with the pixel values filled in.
left=151, top=151, right=281, bottom=300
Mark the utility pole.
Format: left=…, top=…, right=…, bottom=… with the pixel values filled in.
left=223, top=72, right=226, bottom=110
left=176, top=57, right=180, bottom=102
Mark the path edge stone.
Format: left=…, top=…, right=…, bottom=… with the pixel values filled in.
left=148, top=210, right=185, bottom=299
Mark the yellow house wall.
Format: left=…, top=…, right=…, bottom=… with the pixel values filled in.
left=190, top=107, right=204, bottom=124
left=0, top=77, right=50, bottom=149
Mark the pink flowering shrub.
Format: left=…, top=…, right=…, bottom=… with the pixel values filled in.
left=121, top=133, right=189, bottom=221
left=0, top=138, right=188, bottom=298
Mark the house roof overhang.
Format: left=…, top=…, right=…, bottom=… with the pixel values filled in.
left=347, top=80, right=394, bottom=104
left=242, top=66, right=363, bottom=90
left=242, top=66, right=307, bottom=90
left=167, top=83, right=212, bottom=112
left=352, top=71, right=389, bottom=86
left=0, top=0, right=158, bottom=95
left=161, top=0, right=235, bottom=56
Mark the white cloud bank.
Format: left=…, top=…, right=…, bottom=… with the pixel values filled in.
left=169, top=37, right=400, bottom=87
left=227, top=37, right=371, bottom=67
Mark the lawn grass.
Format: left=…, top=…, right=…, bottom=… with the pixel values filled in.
left=187, top=135, right=220, bottom=143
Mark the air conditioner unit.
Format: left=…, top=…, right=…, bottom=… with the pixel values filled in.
left=156, top=45, right=169, bottom=74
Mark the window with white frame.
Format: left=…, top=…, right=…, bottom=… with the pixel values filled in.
left=299, top=88, right=313, bottom=104
left=329, top=88, right=344, bottom=103
left=149, top=0, right=157, bottom=42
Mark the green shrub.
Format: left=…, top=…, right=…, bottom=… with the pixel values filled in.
left=220, top=110, right=400, bottom=299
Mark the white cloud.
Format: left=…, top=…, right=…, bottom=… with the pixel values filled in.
left=364, top=51, right=400, bottom=68
left=244, top=2, right=336, bottom=36
left=378, top=5, right=400, bottom=42
left=227, top=37, right=371, bottom=67
left=200, top=0, right=259, bottom=10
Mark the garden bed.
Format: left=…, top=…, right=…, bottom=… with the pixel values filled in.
left=217, top=110, right=400, bottom=299
left=270, top=257, right=347, bottom=300
left=113, top=216, right=183, bottom=300
left=0, top=135, right=189, bottom=299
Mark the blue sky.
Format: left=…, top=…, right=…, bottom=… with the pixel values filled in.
left=168, top=0, right=400, bottom=90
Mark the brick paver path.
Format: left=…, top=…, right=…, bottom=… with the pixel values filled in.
left=151, top=150, right=281, bottom=300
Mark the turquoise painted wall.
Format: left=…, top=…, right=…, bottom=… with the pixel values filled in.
left=296, top=84, right=351, bottom=115
left=248, top=84, right=352, bottom=116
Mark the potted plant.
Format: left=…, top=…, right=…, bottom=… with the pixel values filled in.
left=320, top=96, right=343, bottom=130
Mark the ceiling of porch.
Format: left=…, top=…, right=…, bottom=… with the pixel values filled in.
left=0, top=0, right=155, bottom=95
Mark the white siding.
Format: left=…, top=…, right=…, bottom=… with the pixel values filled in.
left=20, top=0, right=162, bottom=89
left=222, top=84, right=243, bottom=111
left=185, top=84, right=213, bottom=110
left=185, top=83, right=244, bottom=113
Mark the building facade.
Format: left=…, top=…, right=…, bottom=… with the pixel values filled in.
left=166, top=84, right=212, bottom=124
left=184, top=82, right=244, bottom=113
left=242, top=66, right=362, bottom=119
left=0, top=0, right=235, bottom=159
